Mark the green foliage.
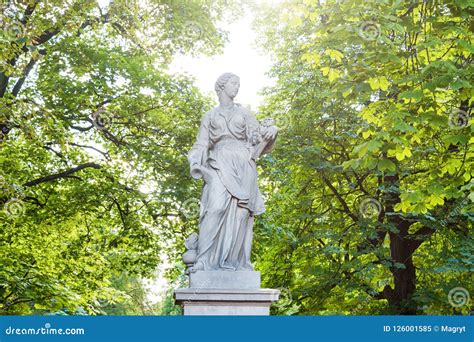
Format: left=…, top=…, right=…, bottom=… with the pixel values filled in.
left=154, top=289, right=183, bottom=316
left=255, top=0, right=473, bottom=315
left=100, top=274, right=154, bottom=315
left=0, top=0, right=231, bottom=314
left=1, top=0, right=472, bottom=316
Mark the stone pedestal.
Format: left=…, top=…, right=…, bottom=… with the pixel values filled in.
left=174, top=271, right=280, bottom=316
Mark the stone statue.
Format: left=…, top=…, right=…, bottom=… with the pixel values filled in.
left=185, top=72, right=278, bottom=273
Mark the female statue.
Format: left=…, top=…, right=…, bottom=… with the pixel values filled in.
left=187, top=73, right=278, bottom=273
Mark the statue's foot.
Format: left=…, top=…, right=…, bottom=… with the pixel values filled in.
left=221, top=266, right=236, bottom=271
left=188, top=261, right=204, bottom=273
left=237, top=264, right=254, bottom=271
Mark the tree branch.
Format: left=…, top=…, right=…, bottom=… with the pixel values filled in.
left=322, top=175, right=358, bottom=222
left=69, top=143, right=110, bottom=160
left=23, top=163, right=101, bottom=187
left=12, top=49, right=46, bottom=96
left=408, top=225, right=435, bottom=253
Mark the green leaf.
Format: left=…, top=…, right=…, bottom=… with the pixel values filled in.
left=399, top=90, right=423, bottom=101
left=378, top=159, right=396, bottom=172
left=443, top=134, right=469, bottom=145
left=325, top=48, right=344, bottom=62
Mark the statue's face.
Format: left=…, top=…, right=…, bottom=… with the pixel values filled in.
left=223, top=77, right=240, bottom=99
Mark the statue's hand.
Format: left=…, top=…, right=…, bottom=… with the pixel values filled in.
left=262, top=126, right=278, bottom=141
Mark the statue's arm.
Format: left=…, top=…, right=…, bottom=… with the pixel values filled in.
left=188, top=112, right=210, bottom=179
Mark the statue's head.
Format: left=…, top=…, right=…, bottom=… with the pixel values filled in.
left=215, top=72, right=240, bottom=100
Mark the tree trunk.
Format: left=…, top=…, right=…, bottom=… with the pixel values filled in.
left=388, top=230, right=417, bottom=314
left=383, top=171, right=418, bottom=314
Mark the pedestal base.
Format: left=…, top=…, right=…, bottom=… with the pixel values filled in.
left=174, top=271, right=280, bottom=315
left=189, top=271, right=261, bottom=289
left=174, top=288, right=280, bottom=315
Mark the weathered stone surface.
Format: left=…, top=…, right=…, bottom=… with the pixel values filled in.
left=189, top=271, right=260, bottom=289
left=174, top=288, right=280, bottom=316
left=185, top=73, right=278, bottom=273
left=173, top=74, right=281, bottom=315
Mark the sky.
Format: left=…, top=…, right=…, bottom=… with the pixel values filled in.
left=168, top=7, right=275, bottom=111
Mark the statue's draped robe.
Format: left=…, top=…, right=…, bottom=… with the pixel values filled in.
left=188, top=104, right=275, bottom=271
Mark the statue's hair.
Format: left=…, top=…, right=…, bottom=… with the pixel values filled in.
left=214, top=72, right=239, bottom=95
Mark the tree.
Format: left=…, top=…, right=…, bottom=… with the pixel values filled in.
left=255, top=0, right=473, bottom=315
left=0, top=0, right=232, bottom=314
